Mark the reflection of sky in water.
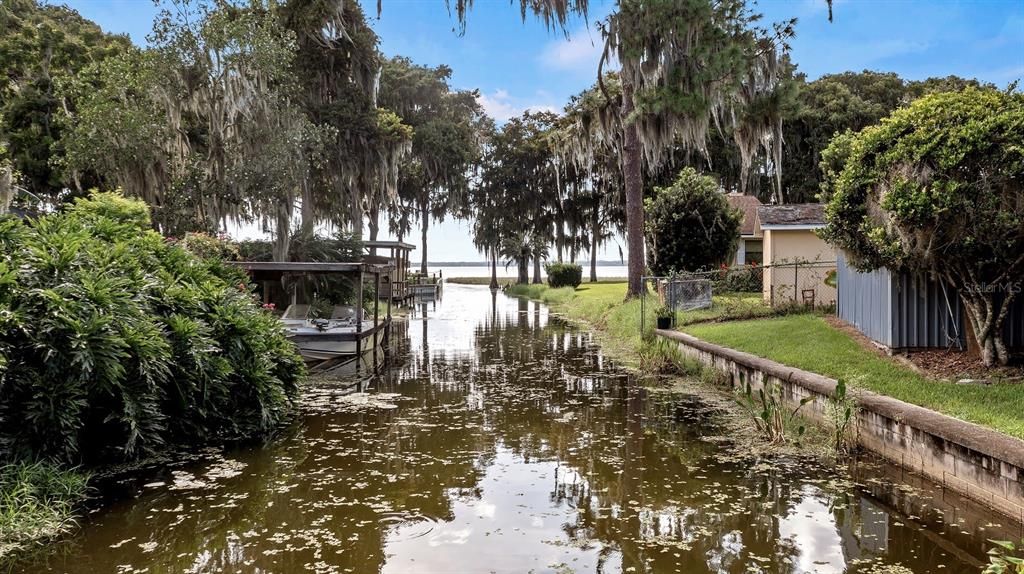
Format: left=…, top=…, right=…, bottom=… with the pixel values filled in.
left=778, top=486, right=846, bottom=574
left=384, top=450, right=620, bottom=574
left=9, top=284, right=1014, bottom=574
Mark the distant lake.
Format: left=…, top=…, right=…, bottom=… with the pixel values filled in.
left=426, top=264, right=628, bottom=279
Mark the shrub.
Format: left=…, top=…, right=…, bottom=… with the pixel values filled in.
left=175, top=231, right=240, bottom=262
left=821, top=88, right=1024, bottom=366
left=712, top=263, right=762, bottom=293
left=645, top=168, right=741, bottom=275
left=0, top=192, right=304, bottom=464
left=545, top=262, right=582, bottom=288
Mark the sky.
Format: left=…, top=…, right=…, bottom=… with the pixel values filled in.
left=67, top=0, right=1024, bottom=262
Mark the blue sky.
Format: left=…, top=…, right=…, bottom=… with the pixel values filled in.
left=68, top=0, right=1024, bottom=263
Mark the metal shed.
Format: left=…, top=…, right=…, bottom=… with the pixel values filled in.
left=837, top=253, right=1024, bottom=352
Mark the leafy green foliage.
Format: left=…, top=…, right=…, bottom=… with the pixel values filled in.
left=826, top=378, right=857, bottom=456
left=711, top=264, right=762, bottom=293
left=0, top=192, right=304, bottom=463
left=644, top=168, right=741, bottom=275
left=986, top=539, right=1024, bottom=574
left=545, top=263, right=582, bottom=289
left=0, top=0, right=130, bottom=201
left=736, top=380, right=813, bottom=445
left=821, top=88, right=1024, bottom=365
left=0, top=461, right=88, bottom=557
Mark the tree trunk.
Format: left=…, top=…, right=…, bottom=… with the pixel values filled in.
left=420, top=202, right=429, bottom=275
left=532, top=254, right=542, bottom=284
left=367, top=205, right=380, bottom=257
left=517, top=257, right=529, bottom=284
left=272, top=202, right=292, bottom=262
left=621, top=79, right=646, bottom=298
left=351, top=187, right=364, bottom=242
left=555, top=221, right=565, bottom=262
left=300, top=185, right=315, bottom=237
left=489, top=247, right=499, bottom=290
left=961, top=291, right=1012, bottom=367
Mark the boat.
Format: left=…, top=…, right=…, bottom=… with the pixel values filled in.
left=280, top=304, right=377, bottom=360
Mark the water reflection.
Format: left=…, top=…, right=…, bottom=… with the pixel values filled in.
left=9, top=285, right=1016, bottom=574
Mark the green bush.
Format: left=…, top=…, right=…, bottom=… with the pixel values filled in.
left=0, top=192, right=304, bottom=464
left=545, top=262, right=582, bottom=289
left=644, top=168, right=741, bottom=275
left=711, top=264, right=763, bottom=293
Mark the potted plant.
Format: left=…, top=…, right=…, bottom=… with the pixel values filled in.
left=655, top=306, right=674, bottom=329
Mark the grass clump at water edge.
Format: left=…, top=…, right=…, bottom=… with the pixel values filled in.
left=0, top=462, right=89, bottom=559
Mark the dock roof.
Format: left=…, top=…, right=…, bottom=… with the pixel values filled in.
left=228, top=261, right=393, bottom=276
left=363, top=240, right=416, bottom=251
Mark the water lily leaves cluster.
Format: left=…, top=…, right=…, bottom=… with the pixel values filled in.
left=821, top=88, right=1024, bottom=366
left=0, top=192, right=304, bottom=463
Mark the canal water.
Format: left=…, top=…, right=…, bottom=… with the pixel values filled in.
left=10, top=285, right=1018, bottom=573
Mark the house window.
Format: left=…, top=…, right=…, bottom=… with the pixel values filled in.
left=745, top=240, right=763, bottom=266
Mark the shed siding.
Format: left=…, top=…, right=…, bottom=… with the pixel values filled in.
left=837, top=252, right=894, bottom=347
left=837, top=254, right=965, bottom=350
left=892, top=272, right=963, bottom=350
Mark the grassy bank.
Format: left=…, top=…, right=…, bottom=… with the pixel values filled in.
left=445, top=277, right=505, bottom=286
left=506, top=282, right=657, bottom=363
left=505, top=282, right=1024, bottom=440
left=0, top=462, right=89, bottom=559
left=685, top=316, right=1024, bottom=439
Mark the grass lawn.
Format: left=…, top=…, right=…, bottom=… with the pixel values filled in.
left=684, top=315, right=1024, bottom=439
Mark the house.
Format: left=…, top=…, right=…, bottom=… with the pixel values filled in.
left=837, top=253, right=1024, bottom=353
left=757, top=203, right=837, bottom=306
left=725, top=192, right=763, bottom=265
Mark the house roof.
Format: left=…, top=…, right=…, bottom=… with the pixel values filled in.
left=725, top=193, right=762, bottom=236
left=757, top=203, right=827, bottom=229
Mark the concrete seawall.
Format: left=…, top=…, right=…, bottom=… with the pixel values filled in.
left=656, top=329, right=1024, bottom=524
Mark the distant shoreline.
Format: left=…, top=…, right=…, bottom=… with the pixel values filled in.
left=425, top=261, right=625, bottom=267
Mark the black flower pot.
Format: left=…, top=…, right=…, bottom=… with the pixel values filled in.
left=656, top=316, right=672, bottom=330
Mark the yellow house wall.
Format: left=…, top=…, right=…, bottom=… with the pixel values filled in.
left=762, top=228, right=837, bottom=306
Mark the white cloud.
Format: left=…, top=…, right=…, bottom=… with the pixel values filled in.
left=540, top=26, right=606, bottom=73
left=476, top=89, right=558, bottom=123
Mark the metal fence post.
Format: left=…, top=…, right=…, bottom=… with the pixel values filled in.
left=793, top=262, right=799, bottom=303
left=640, top=278, right=645, bottom=334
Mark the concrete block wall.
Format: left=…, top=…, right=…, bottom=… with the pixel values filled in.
left=656, top=329, right=1024, bottom=524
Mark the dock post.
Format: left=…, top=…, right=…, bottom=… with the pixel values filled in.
left=356, top=270, right=364, bottom=363
left=374, top=271, right=380, bottom=355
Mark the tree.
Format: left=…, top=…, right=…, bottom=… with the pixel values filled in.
left=60, top=0, right=318, bottom=252
left=821, top=88, right=1024, bottom=367
left=476, top=111, right=559, bottom=285
left=781, top=71, right=993, bottom=203
left=0, top=0, right=131, bottom=202
left=595, top=0, right=793, bottom=298
left=644, top=167, right=741, bottom=275
left=379, top=56, right=485, bottom=273
left=551, top=81, right=626, bottom=282
left=280, top=0, right=412, bottom=244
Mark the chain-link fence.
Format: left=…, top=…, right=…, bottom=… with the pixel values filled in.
left=641, top=261, right=837, bottom=331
